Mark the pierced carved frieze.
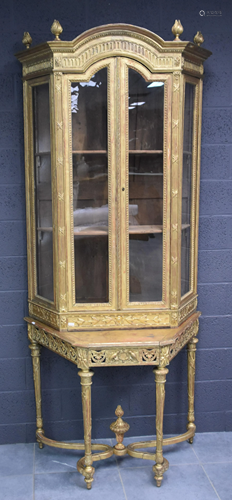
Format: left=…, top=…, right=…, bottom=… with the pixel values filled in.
left=141, top=348, right=159, bottom=363
left=169, top=319, right=199, bottom=361
left=89, top=347, right=159, bottom=366
left=28, top=325, right=78, bottom=364
left=90, top=350, right=107, bottom=364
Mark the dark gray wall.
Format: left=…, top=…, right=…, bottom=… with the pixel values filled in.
left=0, top=0, right=231, bottom=444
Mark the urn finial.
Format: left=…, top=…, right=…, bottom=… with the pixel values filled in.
left=172, top=20, right=184, bottom=41
left=22, top=32, right=32, bottom=49
left=194, top=31, right=204, bottom=46
left=51, top=20, right=63, bottom=41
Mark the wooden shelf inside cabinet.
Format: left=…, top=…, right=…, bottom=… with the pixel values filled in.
left=37, top=224, right=190, bottom=236
left=35, top=152, right=51, bottom=156
left=73, top=224, right=164, bottom=236
left=129, top=150, right=163, bottom=154
left=73, top=150, right=107, bottom=154
left=37, top=227, right=53, bottom=232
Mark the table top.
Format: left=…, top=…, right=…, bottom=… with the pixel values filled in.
left=25, top=312, right=200, bottom=349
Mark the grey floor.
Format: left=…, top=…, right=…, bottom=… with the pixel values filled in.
left=0, top=432, right=232, bottom=500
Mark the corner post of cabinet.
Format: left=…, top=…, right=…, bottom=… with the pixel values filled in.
left=51, top=68, right=67, bottom=320
left=170, top=69, right=184, bottom=321
left=193, top=77, right=203, bottom=295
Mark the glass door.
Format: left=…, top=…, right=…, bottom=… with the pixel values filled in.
left=128, top=69, right=164, bottom=302
left=68, top=60, right=117, bottom=309
left=120, top=61, right=171, bottom=309
left=71, top=68, right=108, bottom=303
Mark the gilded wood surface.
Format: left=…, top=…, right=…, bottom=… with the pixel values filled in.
left=187, top=335, right=198, bottom=441
left=19, top=24, right=209, bottom=330
left=153, top=366, right=169, bottom=486
left=78, top=370, right=95, bottom=489
left=27, top=315, right=199, bottom=368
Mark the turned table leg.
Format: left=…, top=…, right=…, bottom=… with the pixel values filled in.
left=29, top=340, right=44, bottom=449
left=153, top=366, right=169, bottom=487
left=78, top=369, right=95, bottom=489
left=187, top=336, right=198, bottom=443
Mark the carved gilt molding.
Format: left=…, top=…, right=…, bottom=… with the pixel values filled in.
left=67, top=312, right=170, bottom=329
left=179, top=297, right=198, bottom=322
left=29, top=303, right=59, bottom=328
left=59, top=39, right=180, bottom=73
left=23, top=59, right=52, bottom=76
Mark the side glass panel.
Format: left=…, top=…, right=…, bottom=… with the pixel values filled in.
left=33, top=84, right=54, bottom=301
left=181, top=83, right=195, bottom=296
left=128, top=69, right=164, bottom=302
left=71, top=68, right=108, bottom=303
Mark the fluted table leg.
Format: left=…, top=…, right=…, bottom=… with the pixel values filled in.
left=153, top=366, right=169, bottom=487
left=29, top=340, right=44, bottom=449
left=187, top=336, right=198, bottom=443
left=78, top=369, right=95, bottom=489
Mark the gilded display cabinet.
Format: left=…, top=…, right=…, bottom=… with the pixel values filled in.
left=16, top=20, right=211, bottom=489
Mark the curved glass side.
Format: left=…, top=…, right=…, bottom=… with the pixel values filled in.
left=33, top=83, right=54, bottom=301
left=181, top=82, right=195, bottom=297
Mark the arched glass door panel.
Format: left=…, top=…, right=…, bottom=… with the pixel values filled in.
left=128, top=69, right=164, bottom=302
left=71, top=68, right=109, bottom=304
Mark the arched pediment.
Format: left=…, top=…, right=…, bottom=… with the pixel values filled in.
left=52, top=24, right=184, bottom=73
